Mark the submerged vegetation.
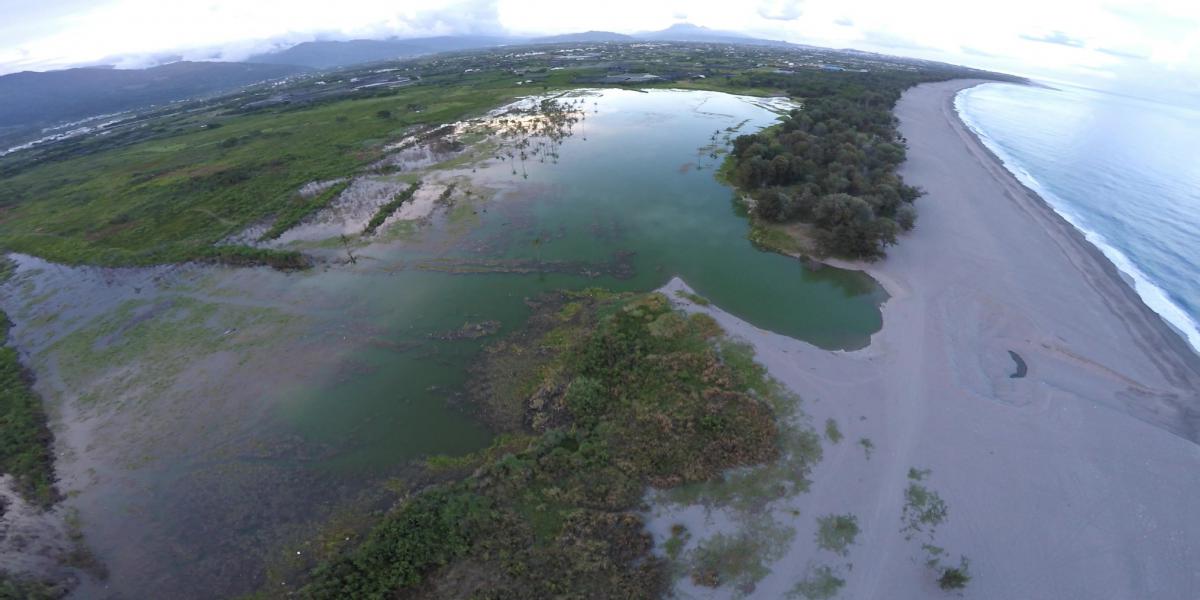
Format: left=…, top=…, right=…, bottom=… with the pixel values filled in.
left=362, top=181, right=421, bottom=235
left=0, top=264, right=58, bottom=507
left=192, top=245, right=311, bottom=270
left=261, top=180, right=352, bottom=241
left=299, top=291, right=787, bottom=597
left=0, top=573, right=63, bottom=600
left=688, top=521, right=793, bottom=590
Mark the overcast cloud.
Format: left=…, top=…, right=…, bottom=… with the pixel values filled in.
left=1, top=0, right=1198, bottom=99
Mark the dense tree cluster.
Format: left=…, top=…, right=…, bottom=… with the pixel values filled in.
left=726, top=71, right=937, bottom=259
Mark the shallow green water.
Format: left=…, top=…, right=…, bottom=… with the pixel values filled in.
left=11, top=89, right=884, bottom=598
left=275, top=89, right=883, bottom=472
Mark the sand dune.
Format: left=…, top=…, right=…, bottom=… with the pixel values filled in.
left=656, top=79, right=1200, bottom=599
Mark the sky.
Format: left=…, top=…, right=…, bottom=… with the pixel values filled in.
left=2, top=0, right=1198, bottom=98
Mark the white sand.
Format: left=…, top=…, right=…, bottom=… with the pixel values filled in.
left=653, top=80, right=1200, bottom=599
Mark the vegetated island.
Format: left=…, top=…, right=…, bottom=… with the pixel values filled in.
left=290, top=290, right=793, bottom=597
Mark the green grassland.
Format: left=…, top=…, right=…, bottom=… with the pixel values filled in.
left=0, top=71, right=580, bottom=267
left=0, top=45, right=1009, bottom=269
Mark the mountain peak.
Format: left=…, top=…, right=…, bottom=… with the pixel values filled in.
left=662, top=23, right=712, bottom=32
left=636, top=22, right=752, bottom=41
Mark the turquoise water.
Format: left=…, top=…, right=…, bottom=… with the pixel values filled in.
left=275, top=89, right=886, bottom=472
left=957, top=83, right=1200, bottom=353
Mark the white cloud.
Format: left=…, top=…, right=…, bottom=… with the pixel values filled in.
left=1, top=0, right=1197, bottom=98
left=757, top=0, right=805, bottom=21
left=0, top=0, right=505, bottom=72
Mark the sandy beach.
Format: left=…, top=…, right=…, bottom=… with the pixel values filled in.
left=654, top=79, right=1200, bottom=599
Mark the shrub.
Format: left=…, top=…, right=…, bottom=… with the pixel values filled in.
left=938, top=557, right=971, bottom=590
left=815, top=514, right=859, bottom=556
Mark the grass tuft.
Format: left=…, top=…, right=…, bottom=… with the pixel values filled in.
left=815, top=513, right=859, bottom=556
left=824, top=418, right=842, bottom=444
left=788, top=564, right=845, bottom=600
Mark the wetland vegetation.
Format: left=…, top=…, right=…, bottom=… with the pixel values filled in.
left=0, top=72, right=563, bottom=268
left=299, top=290, right=784, bottom=598
left=363, top=182, right=422, bottom=235
left=0, top=40, right=1009, bottom=597
left=0, top=260, right=57, bottom=508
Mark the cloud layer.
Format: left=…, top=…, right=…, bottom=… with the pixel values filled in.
left=1020, top=30, right=1085, bottom=47
left=757, top=0, right=805, bottom=21
left=1, top=0, right=1197, bottom=101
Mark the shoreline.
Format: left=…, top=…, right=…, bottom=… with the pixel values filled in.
left=914, top=79, right=1200, bottom=436
left=652, top=79, right=1200, bottom=598
left=831, top=78, right=1200, bottom=440
left=952, top=83, right=1200, bottom=356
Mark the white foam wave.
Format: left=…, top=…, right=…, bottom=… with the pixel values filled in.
left=955, top=86, right=1200, bottom=354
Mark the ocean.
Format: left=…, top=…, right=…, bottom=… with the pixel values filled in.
left=956, top=82, right=1200, bottom=354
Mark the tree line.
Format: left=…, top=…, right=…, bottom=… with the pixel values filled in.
left=725, top=69, right=956, bottom=259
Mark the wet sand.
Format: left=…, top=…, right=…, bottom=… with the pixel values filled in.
left=654, top=80, right=1200, bottom=598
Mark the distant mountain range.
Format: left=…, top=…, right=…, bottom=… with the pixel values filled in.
left=530, top=31, right=634, bottom=44
left=244, top=36, right=513, bottom=70
left=242, top=24, right=787, bottom=70
left=0, top=61, right=306, bottom=129
left=0, top=24, right=795, bottom=132
left=634, top=23, right=768, bottom=45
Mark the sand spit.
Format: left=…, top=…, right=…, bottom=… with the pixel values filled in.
left=649, top=80, right=1200, bottom=599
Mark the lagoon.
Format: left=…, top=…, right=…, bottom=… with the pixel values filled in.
left=2, top=89, right=885, bottom=597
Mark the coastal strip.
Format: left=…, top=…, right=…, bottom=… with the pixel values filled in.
left=912, top=79, right=1200, bottom=438
left=953, top=86, right=1200, bottom=355
left=650, top=79, right=1200, bottom=599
